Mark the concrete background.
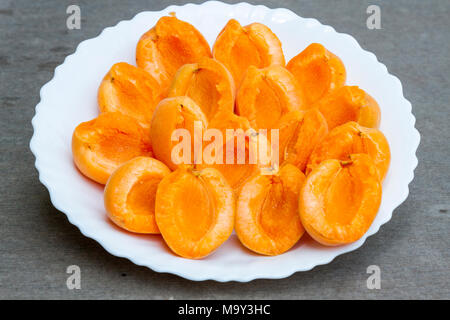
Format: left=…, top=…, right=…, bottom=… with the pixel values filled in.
left=0, top=0, right=448, bottom=299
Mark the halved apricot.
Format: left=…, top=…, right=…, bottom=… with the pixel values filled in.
left=98, top=62, right=165, bottom=127
left=196, top=129, right=264, bottom=194
left=307, top=121, right=390, bottom=180
left=236, top=164, right=306, bottom=255
left=72, top=112, right=153, bottom=184
left=136, top=15, right=211, bottom=92
left=104, top=157, right=171, bottom=234
left=213, top=19, right=285, bottom=87
left=155, top=166, right=235, bottom=259
left=299, top=154, right=382, bottom=246
left=168, top=58, right=235, bottom=120
left=287, top=43, right=346, bottom=106
left=279, top=108, right=328, bottom=172
left=313, top=86, right=381, bottom=130
left=150, top=96, right=208, bottom=170
left=236, top=65, right=304, bottom=130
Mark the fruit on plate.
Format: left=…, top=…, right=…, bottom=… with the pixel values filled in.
left=104, top=156, right=171, bottom=233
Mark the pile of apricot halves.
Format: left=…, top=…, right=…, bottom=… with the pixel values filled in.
left=72, top=15, right=391, bottom=259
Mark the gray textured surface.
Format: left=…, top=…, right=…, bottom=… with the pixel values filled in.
left=0, top=0, right=449, bottom=300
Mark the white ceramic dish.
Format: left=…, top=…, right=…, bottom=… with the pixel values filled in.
left=30, top=1, right=419, bottom=282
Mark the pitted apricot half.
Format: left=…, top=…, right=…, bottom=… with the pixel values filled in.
left=307, top=121, right=390, bottom=180
left=155, top=166, right=235, bottom=259
left=104, top=157, right=171, bottom=234
left=287, top=43, right=346, bottom=106
left=313, top=86, right=381, bottom=130
left=208, top=111, right=251, bottom=136
left=236, top=164, right=306, bottom=255
left=168, top=58, right=235, bottom=120
left=213, top=19, right=285, bottom=87
left=197, top=130, right=264, bottom=194
left=150, top=96, right=208, bottom=170
left=278, top=108, right=328, bottom=172
left=98, top=62, right=164, bottom=127
left=236, top=65, right=304, bottom=130
left=136, top=16, right=211, bottom=92
left=72, top=112, right=153, bottom=184
left=299, top=154, right=382, bottom=246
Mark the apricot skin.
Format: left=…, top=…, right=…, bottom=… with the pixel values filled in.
left=287, top=43, right=346, bottom=106
left=213, top=19, right=285, bottom=88
left=307, top=121, right=390, bottom=180
left=104, top=157, right=171, bottom=234
left=136, top=16, right=211, bottom=92
left=168, top=57, right=235, bottom=120
left=313, top=86, right=381, bottom=130
left=72, top=112, right=152, bottom=185
left=98, top=62, right=164, bottom=127
left=155, top=166, right=235, bottom=259
left=300, top=154, right=381, bottom=246
left=236, top=164, right=306, bottom=255
left=236, top=65, right=304, bottom=130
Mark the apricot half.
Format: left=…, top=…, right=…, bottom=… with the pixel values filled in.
left=72, top=112, right=153, bottom=184
left=279, top=108, right=328, bottom=172
left=168, top=58, right=235, bottom=120
left=136, top=16, right=211, bottom=92
left=104, top=157, right=171, bottom=234
left=236, top=164, right=306, bottom=255
left=236, top=65, right=304, bottom=130
left=299, top=154, right=382, bottom=246
left=313, top=86, right=381, bottom=130
left=307, top=121, right=390, bottom=180
left=197, top=129, right=265, bottom=194
left=155, top=166, right=235, bottom=259
left=287, top=43, right=346, bottom=106
left=213, top=19, right=285, bottom=87
left=150, top=96, right=207, bottom=170
left=98, top=62, right=164, bottom=127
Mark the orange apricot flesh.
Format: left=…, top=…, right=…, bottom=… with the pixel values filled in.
left=236, top=164, right=306, bottom=255
left=307, top=121, right=390, bottom=180
left=168, top=57, right=235, bottom=120
left=287, top=43, right=346, bottom=106
left=72, top=112, right=153, bottom=184
left=104, top=157, right=171, bottom=234
left=278, top=108, right=328, bottom=172
left=299, top=154, right=382, bottom=246
left=97, top=62, right=165, bottom=127
left=213, top=19, right=285, bottom=88
left=155, top=166, right=235, bottom=259
left=150, top=96, right=208, bottom=170
left=136, top=15, right=211, bottom=92
left=313, top=85, right=381, bottom=130
left=236, top=65, right=304, bottom=130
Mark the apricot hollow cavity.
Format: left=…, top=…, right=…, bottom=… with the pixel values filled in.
left=213, top=19, right=285, bottom=87
left=136, top=15, right=212, bottom=92
left=168, top=58, right=235, bottom=120
left=278, top=108, right=328, bottom=172
left=98, top=62, right=165, bottom=127
left=313, top=85, right=381, bottom=130
left=150, top=96, right=208, bottom=170
left=300, top=154, right=382, bottom=246
left=236, top=65, right=304, bottom=130
left=236, top=164, right=306, bottom=255
left=104, top=157, right=171, bottom=234
left=155, top=166, right=235, bottom=259
left=307, top=121, right=390, bottom=180
left=72, top=112, right=153, bottom=184
left=287, top=43, right=346, bottom=106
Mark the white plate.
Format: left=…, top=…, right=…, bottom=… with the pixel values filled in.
left=30, top=1, right=420, bottom=282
